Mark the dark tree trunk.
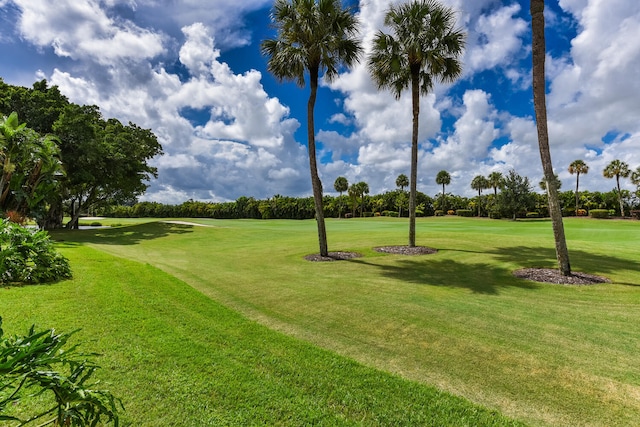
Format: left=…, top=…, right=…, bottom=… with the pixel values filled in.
left=531, top=0, right=571, bottom=275
left=408, top=67, right=420, bottom=247
left=308, top=65, right=328, bottom=256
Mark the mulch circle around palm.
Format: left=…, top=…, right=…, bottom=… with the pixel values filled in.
left=304, top=252, right=363, bottom=262
left=374, top=245, right=438, bottom=255
left=513, top=268, right=610, bottom=285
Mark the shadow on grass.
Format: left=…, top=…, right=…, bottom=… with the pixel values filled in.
left=489, top=246, right=640, bottom=287
left=349, top=257, right=539, bottom=295
left=50, top=222, right=195, bottom=246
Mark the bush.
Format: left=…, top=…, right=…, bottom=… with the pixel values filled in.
left=456, top=209, right=474, bottom=217
left=577, top=209, right=587, bottom=216
left=526, top=212, right=540, bottom=218
left=0, top=219, right=72, bottom=284
left=489, top=210, right=502, bottom=219
left=0, top=316, right=123, bottom=425
left=447, top=210, right=455, bottom=215
left=562, top=207, right=576, bottom=217
left=434, top=210, right=444, bottom=216
left=608, top=209, right=616, bottom=217
left=589, top=209, right=610, bottom=219
left=382, top=210, right=399, bottom=217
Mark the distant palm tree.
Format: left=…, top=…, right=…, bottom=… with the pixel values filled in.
left=603, top=159, right=631, bottom=217
left=334, top=176, right=348, bottom=218
left=568, top=160, right=589, bottom=215
left=531, top=0, right=570, bottom=275
left=435, top=170, right=451, bottom=211
left=538, top=174, right=561, bottom=192
left=350, top=181, right=369, bottom=217
left=368, top=0, right=465, bottom=247
left=487, top=171, right=504, bottom=196
left=395, top=173, right=409, bottom=217
left=631, top=167, right=640, bottom=187
left=470, top=175, right=489, bottom=217
left=262, top=0, right=362, bottom=256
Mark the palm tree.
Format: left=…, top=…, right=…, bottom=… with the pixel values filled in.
left=568, top=160, right=589, bottom=216
left=368, top=0, right=465, bottom=247
left=538, top=174, right=561, bottom=192
left=531, top=0, right=570, bottom=275
left=603, top=159, right=631, bottom=217
left=395, top=173, right=409, bottom=216
left=435, top=170, right=451, bottom=211
left=262, top=0, right=362, bottom=256
left=333, top=176, right=348, bottom=218
left=487, top=171, right=504, bottom=196
left=350, top=181, right=369, bottom=217
left=631, top=166, right=640, bottom=187
left=470, top=175, right=489, bottom=217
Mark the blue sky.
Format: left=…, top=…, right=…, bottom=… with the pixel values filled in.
left=1, top=0, right=639, bottom=203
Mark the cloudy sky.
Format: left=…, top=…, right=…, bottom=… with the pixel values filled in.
left=1, top=0, right=639, bottom=203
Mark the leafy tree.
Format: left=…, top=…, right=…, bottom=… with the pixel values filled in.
left=603, top=159, right=631, bottom=216
left=262, top=0, right=362, bottom=256
left=487, top=171, right=504, bottom=196
left=0, top=112, right=64, bottom=224
left=470, top=175, right=489, bottom=217
left=538, top=174, right=561, bottom=191
left=435, top=170, right=451, bottom=211
left=333, top=176, right=348, bottom=218
left=568, top=159, right=589, bottom=215
left=0, top=316, right=122, bottom=426
left=395, top=173, right=409, bottom=216
left=499, top=170, right=535, bottom=220
left=531, top=0, right=570, bottom=275
left=52, top=104, right=162, bottom=229
left=368, top=0, right=465, bottom=247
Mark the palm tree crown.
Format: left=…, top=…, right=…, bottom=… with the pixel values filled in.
left=367, top=0, right=465, bottom=247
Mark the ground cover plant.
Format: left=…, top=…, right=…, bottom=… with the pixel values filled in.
left=2, top=217, right=639, bottom=426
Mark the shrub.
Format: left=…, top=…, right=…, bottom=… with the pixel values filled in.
left=577, top=209, right=587, bottom=216
left=489, top=210, right=502, bottom=219
left=562, top=207, right=575, bottom=217
left=447, top=210, right=455, bottom=215
left=0, top=219, right=72, bottom=284
left=4, top=210, right=26, bottom=225
left=0, top=316, right=123, bottom=425
left=456, top=209, right=474, bottom=217
left=434, top=210, right=444, bottom=216
left=526, top=212, right=540, bottom=218
left=608, top=209, right=616, bottom=217
left=589, top=209, right=610, bottom=219
left=90, top=221, right=103, bottom=227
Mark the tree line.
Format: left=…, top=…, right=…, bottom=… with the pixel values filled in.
left=0, top=78, right=162, bottom=229
left=100, top=168, right=639, bottom=220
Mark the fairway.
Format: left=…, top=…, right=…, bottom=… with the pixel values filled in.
left=3, top=217, right=639, bottom=426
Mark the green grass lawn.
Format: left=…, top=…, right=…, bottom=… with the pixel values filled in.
left=2, top=216, right=639, bottom=426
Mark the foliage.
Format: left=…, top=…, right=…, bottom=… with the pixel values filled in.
left=0, top=112, right=64, bottom=224
left=589, top=209, right=610, bottom=219
left=456, top=209, right=473, bottom=217
left=0, top=316, right=122, bottom=426
left=497, top=170, right=535, bottom=220
left=603, top=159, right=631, bottom=217
left=0, top=219, right=71, bottom=284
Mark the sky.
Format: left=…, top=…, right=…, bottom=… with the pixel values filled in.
left=1, top=0, right=639, bottom=203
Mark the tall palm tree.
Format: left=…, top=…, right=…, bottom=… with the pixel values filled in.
left=470, top=175, right=489, bottom=217
left=568, top=159, right=589, bottom=216
left=603, top=159, right=631, bottom=217
left=538, top=174, right=561, bottom=192
left=435, top=170, right=451, bottom=211
left=531, top=0, right=571, bottom=275
left=396, top=173, right=409, bottom=217
left=262, top=0, right=362, bottom=256
left=350, top=181, right=369, bottom=217
left=333, top=176, right=348, bottom=218
left=487, top=171, right=504, bottom=196
left=368, top=0, right=465, bottom=247
left=631, top=166, right=640, bottom=187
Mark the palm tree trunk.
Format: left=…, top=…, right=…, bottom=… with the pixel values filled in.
left=408, top=69, right=420, bottom=247
left=575, top=173, right=580, bottom=216
left=531, top=0, right=571, bottom=275
left=616, top=177, right=625, bottom=217
left=308, top=66, right=328, bottom=256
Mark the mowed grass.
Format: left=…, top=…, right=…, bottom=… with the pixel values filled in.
left=3, top=217, right=640, bottom=426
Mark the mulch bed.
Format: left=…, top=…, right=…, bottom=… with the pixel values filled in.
left=304, top=251, right=363, bottom=262
left=373, top=245, right=438, bottom=255
left=513, top=268, right=610, bottom=285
